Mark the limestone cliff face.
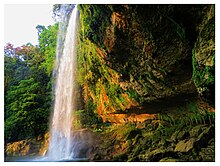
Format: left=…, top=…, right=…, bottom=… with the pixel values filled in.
left=78, top=5, right=215, bottom=122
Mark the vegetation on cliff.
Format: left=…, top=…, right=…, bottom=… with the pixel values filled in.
left=76, top=4, right=215, bottom=161
left=77, top=4, right=215, bottom=124
left=4, top=4, right=215, bottom=162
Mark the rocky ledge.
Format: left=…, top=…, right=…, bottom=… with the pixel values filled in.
left=90, top=99, right=215, bottom=162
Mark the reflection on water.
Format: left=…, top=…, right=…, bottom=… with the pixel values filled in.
left=5, top=155, right=89, bottom=162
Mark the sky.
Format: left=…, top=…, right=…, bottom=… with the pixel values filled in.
left=4, top=4, right=55, bottom=47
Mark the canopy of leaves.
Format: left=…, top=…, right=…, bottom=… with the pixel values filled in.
left=4, top=22, right=58, bottom=143
left=38, top=23, right=58, bottom=76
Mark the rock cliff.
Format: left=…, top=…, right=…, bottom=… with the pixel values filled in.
left=78, top=4, right=214, bottom=121
left=77, top=4, right=215, bottom=162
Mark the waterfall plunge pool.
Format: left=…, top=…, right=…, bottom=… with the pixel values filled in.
left=5, top=155, right=89, bottom=162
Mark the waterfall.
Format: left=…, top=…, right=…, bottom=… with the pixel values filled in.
left=47, top=5, right=79, bottom=161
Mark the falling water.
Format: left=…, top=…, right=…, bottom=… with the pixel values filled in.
left=47, top=5, right=79, bottom=161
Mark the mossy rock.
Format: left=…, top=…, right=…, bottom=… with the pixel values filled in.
left=159, top=157, right=181, bottom=162
left=126, top=129, right=141, bottom=140
left=189, top=124, right=206, bottom=137
left=170, top=130, right=180, bottom=142
left=176, top=130, right=189, bottom=140
left=113, top=152, right=128, bottom=161
left=196, top=125, right=214, bottom=148
left=168, top=124, right=191, bottom=143
left=192, top=13, right=215, bottom=105
left=174, top=138, right=197, bottom=153
left=141, top=147, right=176, bottom=162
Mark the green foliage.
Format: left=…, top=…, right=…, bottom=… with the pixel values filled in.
left=5, top=78, right=49, bottom=141
left=4, top=53, right=29, bottom=91
left=192, top=49, right=214, bottom=89
left=78, top=4, right=112, bottom=49
left=77, top=6, right=145, bottom=120
left=104, top=83, right=128, bottom=110
left=187, top=102, right=214, bottom=125
left=4, top=23, right=58, bottom=142
left=153, top=101, right=214, bottom=143
left=192, top=16, right=215, bottom=105
left=77, top=37, right=137, bottom=116
left=38, top=23, right=59, bottom=76
left=126, top=88, right=145, bottom=104
left=75, top=99, right=103, bottom=128
left=110, top=123, right=137, bottom=140
left=192, top=48, right=215, bottom=105
left=157, top=101, right=215, bottom=128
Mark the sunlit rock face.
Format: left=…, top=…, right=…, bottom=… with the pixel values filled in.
left=78, top=5, right=215, bottom=121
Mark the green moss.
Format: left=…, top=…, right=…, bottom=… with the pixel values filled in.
left=126, top=88, right=145, bottom=104
left=192, top=17, right=215, bottom=104
left=113, top=123, right=137, bottom=139
left=192, top=49, right=202, bottom=87
left=78, top=21, right=140, bottom=119
left=156, top=101, right=214, bottom=134
left=76, top=100, right=103, bottom=128
left=78, top=5, right=112, bottom=49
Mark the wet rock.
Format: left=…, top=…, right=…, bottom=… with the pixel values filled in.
left=199, top=145, right=215, bottom=161
left=113, top=152, right=128, bottom=161
left=169, top=129, right=189, bottom=142
left=78, top=5, right=214, bottom=120
left=140, top=147, right=176, bottom=161
left=189, top=125, right=205, bottom=137
left=144, top=119, right=153, bottom=125
left=196, top=125, right=214, bottom=148
left=126, top=129, right=141, bottom=140
left=192, top=6, right=215, bottom=105
left=159, top=157, right=181, bottom=162
left=170, top=130, right=179, bottom=142
left=174, top=138, right=196, bottom=153
left=176, top=130, right=189, bottom=140
left=90, top=153, right=102, bottom=160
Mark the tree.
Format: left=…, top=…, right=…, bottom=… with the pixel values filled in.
left=4, top=42, right=52, bottom=142
left=38, top=23, right=59, bottom=76
left=4, top=22, right=59, bottom=143
left=5, top=78, right=49, bottom=142
left=4, top=44, right=30, bottom=91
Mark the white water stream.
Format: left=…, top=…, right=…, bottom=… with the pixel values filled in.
left=47, top=5, right=79, bottom=161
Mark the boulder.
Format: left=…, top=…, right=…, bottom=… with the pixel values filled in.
left=199, top=145, right=215, bottom=161
left=141, top=147, right=176, bottom=161
left=196, top=125, right=214, bottom=148
left=176, top=130, right=189, bottom=140
left=159, top=157, right=181, bottom=162
left=189, top=125, right=206, bottom=137
left=170, top=130, right=189, bottom=142
left=174, top=138, right=196, bottom=153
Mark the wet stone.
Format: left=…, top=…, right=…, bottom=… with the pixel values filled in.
left=176, top=130, right=189, bottom=140
left=159, top=157, right=181, bottom=162
left=174, top=138, right=196, bottom=153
